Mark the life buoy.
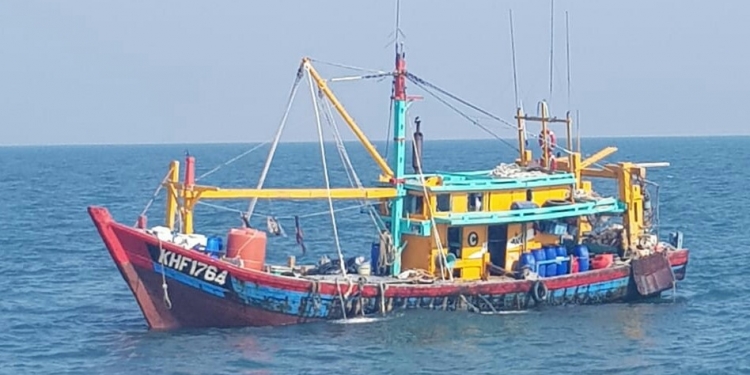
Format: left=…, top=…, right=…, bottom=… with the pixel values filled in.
left=531, top=280, right=548, bottom=302
left=538, top=129, right=557, bottom=149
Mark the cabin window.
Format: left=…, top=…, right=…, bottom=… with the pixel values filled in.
left=404, top=194, right=424, bottom=216
left=436, top=194, right=451, bottom=212
left=525, top=189, right=533, bottom=202
left=448, top=227, right=462, bottom=257
left=415, top=196, right=424, bottom=215
left=403, top=195, right=412, bottom=216
left=467, top=193, right=483, bottom=212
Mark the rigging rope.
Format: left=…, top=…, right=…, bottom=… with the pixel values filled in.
left=195, top=141, right=270, bottom=182
left=320, top=94, right=357, bottom=187
left=308, top=58, right=388, bottom=75
left=319, top=94, right=387, bottom=232
left=329, top=73, right=392, bottom=83
left=246, top=64, right=305, bottom=218
left=134, top=165, right=176, bottom=226
left=197, top=200, right=371, bottom=220
left=407, top=72, right=517, bottom=128
left=407, top=72, right=603, bottom=162
left=407, top=76, right=519, bottom=153
left=383, top=86, right=395, bottom=161
left=306, top=65, right=348, bottom=277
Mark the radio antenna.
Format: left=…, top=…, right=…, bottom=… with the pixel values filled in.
left=565, top=11, right=572, bottom=110
left=548, top=0, right=555, bottom=101
left=509, top=9, right=520, bottom=109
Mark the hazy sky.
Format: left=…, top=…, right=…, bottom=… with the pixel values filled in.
left=1, top=1, right=748, bottom=146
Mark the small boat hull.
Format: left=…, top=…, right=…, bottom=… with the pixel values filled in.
left=89, top=206, right=689, bottom=330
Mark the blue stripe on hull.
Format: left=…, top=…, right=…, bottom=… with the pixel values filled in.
left=548, top=276, right=630, bottom=305
left=149, top=262, right=686, bottom=319
left=229, top=278, right=336, bottom=318
left=151, top=262, right=336, bottom=318
left=153, top=264, right=226, bottom=298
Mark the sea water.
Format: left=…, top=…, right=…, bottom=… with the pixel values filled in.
left=1, top=137, right=748, bottom=374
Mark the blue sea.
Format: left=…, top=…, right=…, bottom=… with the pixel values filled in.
left=1, top=137, right=748, bottom=374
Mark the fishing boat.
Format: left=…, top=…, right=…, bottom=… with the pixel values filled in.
left=88, top=37, right=688, bottom=330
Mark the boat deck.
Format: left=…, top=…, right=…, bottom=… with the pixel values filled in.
left=268, top=265, right=528, bottom=286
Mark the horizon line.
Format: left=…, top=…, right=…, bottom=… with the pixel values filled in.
left=1, top=133, right=748, bottom=148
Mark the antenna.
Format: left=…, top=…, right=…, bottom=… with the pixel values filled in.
left=384, top=0, right=407, bottom=49
left=576, top=109, right=581, bottom=154
left=395, top=0, right=401, bottom=40
left=565, top=11, right=571, bottom=110
left=548, top=0, right=555, bottom=101
left=384, top=0, right=403, bottom=159
left=509, top=9, right=520, bottom=109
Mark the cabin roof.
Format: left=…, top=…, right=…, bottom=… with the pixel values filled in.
left=398, top=167, right=576, bottom=193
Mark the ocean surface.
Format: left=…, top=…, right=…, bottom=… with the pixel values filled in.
left=1, top=137, right=748, bottom=374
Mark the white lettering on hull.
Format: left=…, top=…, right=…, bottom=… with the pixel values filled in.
left=158, top=248, right=229, bottom=287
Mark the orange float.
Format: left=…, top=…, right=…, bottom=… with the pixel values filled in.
left=226, top=228, right=267, bottom=271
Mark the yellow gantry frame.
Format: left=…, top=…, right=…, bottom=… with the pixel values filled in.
left=162, top=58, right=397, bottom=234
left=164, top=173, right=398, bottom=234
left=303, top=58, right=394, bottom=178
left=164, top=160, right=180, bottom=230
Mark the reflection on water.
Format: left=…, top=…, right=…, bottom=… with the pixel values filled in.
left=228, top=331, right=275, bottom=365
left=618, top=305, right=647, bottom=342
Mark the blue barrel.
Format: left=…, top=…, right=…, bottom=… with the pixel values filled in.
left=370, top=242, right=381, bottom=275
left=556, top=245, right=568, bottom=275
left=544, top=246, right=558, bottom=277
left=520, top=252, right=536, bottom=272
left=574, top=244, right=590, bottom=272
left=532, top=248, right=546, bottom=277
left=205, top=236, right=223, bottom=258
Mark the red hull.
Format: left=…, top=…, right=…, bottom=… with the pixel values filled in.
left=89, top=206, right=690, bottom=330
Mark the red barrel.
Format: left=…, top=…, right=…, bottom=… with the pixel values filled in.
left=591, top=253, right=614, bottom=270
left=570, top=255, right=579, bottom=273
left=226, top=228, right=267, bottom=271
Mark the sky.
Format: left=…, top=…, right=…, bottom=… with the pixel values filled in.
left=1, top=0, right=749, bottom=146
